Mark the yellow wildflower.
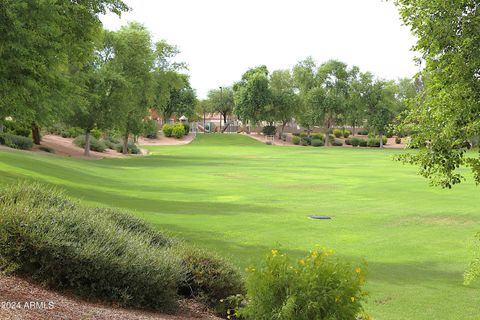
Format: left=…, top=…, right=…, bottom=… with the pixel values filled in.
left=355, top=267, right=361, bottom=274
left=299, top=259, right=305, bottom=265
left=310, top=250, right=318, bottom=258
left=271, top=249, right=279, bottom=256
left=351, top=297, right=355, bottom=302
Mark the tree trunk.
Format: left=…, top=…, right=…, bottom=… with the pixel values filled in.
left=203, top=112, right=206, bottom=130
left=352, top=123, right=356, bottom=136
left=280, top=121, right=287, bottom=138
left=84, top=130, right=91, bottom=157
left=324, top=120, right=330, bottom=147
left=122, top=132, right=129, bottom=155
left=0, top=121, right=4, bottom=133
left=31, top=123, right=41, bottom=145
left=379, top=131, right=384, bottom=148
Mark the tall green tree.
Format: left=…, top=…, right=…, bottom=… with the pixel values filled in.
left=394, top=0, right=480, bottom=187
left=233, top=66, right=272, bottom=132
left=110, top=22, right=154, bottom=154
left=270, top=70, right=299, bottom=137
left=365, top=80, right=396, bottom=148
left=0, top=0, right=128, bottom=143
left=67, top=30, right=126, bottom=156
left=206, top=87, right=234, bottom=129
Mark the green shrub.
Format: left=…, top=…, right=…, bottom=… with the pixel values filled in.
left=332, top=139, right=343, bottom=146
left=395, top=137, right=402, bottom=144
left=349, top=137, right=361, bottom=147
left=143, top=119, right=159, bottom=139
left=102, top=139, right=116, bottom=150
left=261, top=125, right=276, bottom=136
left=0, top=133, right=33, bottom=150
left=91, top=128, right=102, bottom=140
left=311, top=134, right=322, bottom=140
left=0, top=182, right=184, bottom=311
left=343, top=130, right=351, bottom=138
left=300, top=139, right=309, bottom=146
left=333, top=128, right=343, bottom=138
left=4, top=121, right=30, bottom=137
left=241, top=248, right=367, bottom=320
left=292, top=136, right=301, bottom=145
left=163, top=124, right=174, bottom=137
left=114, top=143, right=141, bottom=154
left=172, top=123, right=186, bottom=138
left=73, top=135, right=107, bottom=152
left=311, top=139, right=323, bottom=147
left=357, top=129, right=368, bottom=135
left=176, top=245, right=245, bottom=307
left=292, top=132, right=301, bottom=137
left=367, top=137, right=380, bottom=147
left=345, top=139, right=352, bottom=146
left=69, top=127, right=84, bottom=138
left=358, top=139, right=367, bottom=147
left=183, top=123, right=190, bottom=134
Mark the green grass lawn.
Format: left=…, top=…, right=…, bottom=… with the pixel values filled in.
left=0, top=134, right=479, bottom=319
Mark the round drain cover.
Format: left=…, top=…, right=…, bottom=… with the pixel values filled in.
left=309, top=215, right=332, bottom=220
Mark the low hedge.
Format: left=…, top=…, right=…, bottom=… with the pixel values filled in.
left=292, top=136, right=301, bottom=145
left=0, top=182, right=183, bottom=311
left=114, top=142, right=141, bottom=154
left=73, top=135, right=107, bottom=152
left=0, top=182, right=244, bottom=311
left=0, top=133, right=33, bottom=150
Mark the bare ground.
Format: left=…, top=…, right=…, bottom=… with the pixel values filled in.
left=138, top=133, right=196, bottom=146
left=0, top=274, right=221, bottom=320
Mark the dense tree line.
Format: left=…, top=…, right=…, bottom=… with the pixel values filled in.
left=0, top=1, right=196, bottom=156
left=201, top=58, right=416, bottom=147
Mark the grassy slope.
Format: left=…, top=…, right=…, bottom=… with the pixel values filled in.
left=0, top=134, right=479, bottom=319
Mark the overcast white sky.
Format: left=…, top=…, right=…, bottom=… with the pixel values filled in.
left=100, top=0, right=419, bottom=99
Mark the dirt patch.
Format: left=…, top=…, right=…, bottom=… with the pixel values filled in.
left=138, top=134, right=195, bottom=146
left=0, top=274, right=220, bottom=320
left=36, top=135, right=129, bottom=160
left=393, top=215, right=477, bottom=227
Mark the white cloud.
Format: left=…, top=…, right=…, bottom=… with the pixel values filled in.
left=101, top=0, right=419, bottom=99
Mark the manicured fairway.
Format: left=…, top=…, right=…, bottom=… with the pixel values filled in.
left=0, top=134, right=479, bottom=319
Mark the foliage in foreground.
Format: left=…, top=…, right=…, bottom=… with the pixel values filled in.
left=464, top=232, right=480, bottom=285
left=73, top=135, right=107, bottom=152
left=0, top=133, right=33, bottom=150
left=0, top=182, right=242, bottom=311
left=241, top=248, right=367, bottom=320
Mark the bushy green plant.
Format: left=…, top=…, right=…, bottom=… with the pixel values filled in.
left=300, top=139, right=309, bottom=146
left=73, top=135, right=107, bottom=152
left=183, top=123, right=190, bottom=134
left=333, top=128, right=343, bottom=138
left=4, top=121, right=30, bottom=137
left=357, top=129, right=368, bottom=135
left=0, top=133, right=33, bottom=150
left=261, top=125, right=276, bottom=136
left=114, top=143, right=141, bottom=154
left=60, top=127, right=83, bottom=138
left=395, top=137, right=402, bottom=144
left=332, top=139, right=343, bottom=146
left=367, top=137, right=380, bottom=147
left=0, top=182, right=184, bottom=311
left=143, top=119, right=159, bottom=139
left=358, top=139, right=367, bottom=147
left=91, top=128, right=102, bottom=140
left=311, top=139, right=323, bottom=147
left=292, top=136, right=301, bottom=145
left=241, top=248, right=367, bottom=320
left=172, top=123, right=186, bottom=138
left=343, top=130, right=351, bottom=138
left=163, top=124, right=174, bottom=137
left=349, top=137, right=362, bottom=147
left=176, top=245, right=245, bottom=307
